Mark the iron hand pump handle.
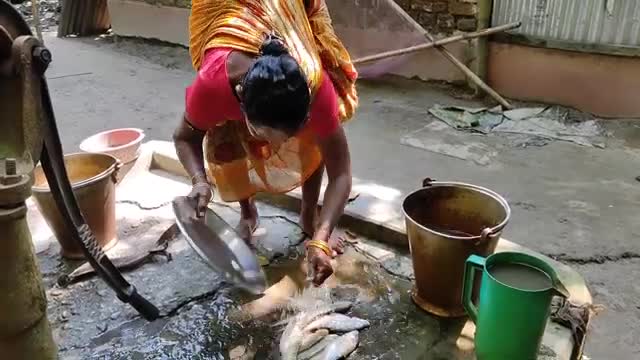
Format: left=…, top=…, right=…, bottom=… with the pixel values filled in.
left=36, top=52, right=160, bottom=320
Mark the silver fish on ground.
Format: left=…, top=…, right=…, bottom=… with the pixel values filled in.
left=304, top=313, right=370, bottom=333
left=315, top=331, right=360, bottom=360
left=273, top=301, right=352, bottom=328
left=300, top=329, right=330, bottom=352
left=280, top=312, right=308, bottom=360
left=279, top=301, right=353, bottom=360
left=298, top=334, right=339, bottom=360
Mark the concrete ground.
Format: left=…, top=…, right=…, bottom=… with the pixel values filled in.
left=41, top=32, right=640, bottom=359
left=32, top=147, right=574, bottom=360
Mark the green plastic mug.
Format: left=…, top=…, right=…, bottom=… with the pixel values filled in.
left=462, top=252, right=569, bottom=360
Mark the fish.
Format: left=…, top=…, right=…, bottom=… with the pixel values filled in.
left=273, top=300, right=353, bottom=328
left=279, top=286, right=355, bottom=359
left=300, top=329, right=330, bottom=352
left=298, top=334, right=339, bottom=360
left=279, top=301, right=353, bottom=360
left=280, top=312, right=308, bottom=360
left=316, top=331, right=359, bottom=360
left=304, top=314, right=370, bottom=333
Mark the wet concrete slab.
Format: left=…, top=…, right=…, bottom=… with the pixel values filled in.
left=56, top=245, right=455, bottom=359
left=36, top=203, right=294, bottom=357
left=40, top=212, right=569, bottom=359
left=27, top=144, right=577, bottom=359
left=144, top=140, right=592, bottom=307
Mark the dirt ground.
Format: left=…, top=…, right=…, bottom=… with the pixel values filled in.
left=34, top=31, right=640, bottom=359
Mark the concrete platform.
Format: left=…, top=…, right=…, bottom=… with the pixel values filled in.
left=140, top=140, right=593, bottom=303
left=104, top=139, right=591, bottom=360
left=24, top=138, right=585, bottom=359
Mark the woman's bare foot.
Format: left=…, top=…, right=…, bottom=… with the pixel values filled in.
left=328, top=234, right=345, bottom=257
left=237, top=198, right=259, bottom=247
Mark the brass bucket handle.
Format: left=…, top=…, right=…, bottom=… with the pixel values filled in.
left=421, top=177, right=510, bottom=246
left=477, top=227, right=498, bottom=246
left=422, top=177, right=436, bottom=187
left=111, top=159, right=123, bottom=183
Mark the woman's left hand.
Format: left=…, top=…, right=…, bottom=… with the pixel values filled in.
left=307, top=247, right=334, bottom=286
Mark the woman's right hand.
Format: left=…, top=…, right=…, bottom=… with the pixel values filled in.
left=188, top=182, right=213, bottom=217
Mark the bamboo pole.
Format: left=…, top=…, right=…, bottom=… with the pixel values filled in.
left=387, top=0, right=515, bottom=110
left=353, top=22, right=521, bottom=65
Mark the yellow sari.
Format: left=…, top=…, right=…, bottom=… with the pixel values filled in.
left=189, top=0, right=358, bottom=202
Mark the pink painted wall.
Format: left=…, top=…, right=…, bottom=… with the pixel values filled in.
left=489, top=42, right=640, bottom=118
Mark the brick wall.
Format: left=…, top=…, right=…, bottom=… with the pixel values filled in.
left=132, top=0, right=191, bottom=9
left=395, top=0, right=479, bottom=35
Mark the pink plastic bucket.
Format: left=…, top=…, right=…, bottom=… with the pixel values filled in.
left=79, top=128, right=145, bottom=182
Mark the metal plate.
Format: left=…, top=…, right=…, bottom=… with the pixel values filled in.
left=172, top=196, right=266, bottom=295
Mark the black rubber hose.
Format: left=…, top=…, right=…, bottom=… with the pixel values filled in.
left=127, top=291, right=162, bottom=318
left=40, top=148, right=126, bottom=300
left=39, top=76, right=160, bottom=321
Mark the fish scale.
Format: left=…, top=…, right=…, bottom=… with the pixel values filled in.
left=279, top=301, right=353, bottom=360
left=300, top=329, right=330, bottom=352
left=304, top=313, right=370, bottom=333
left=317, top=331, right=360, bottom=360
left=298, top=335, right=339, bottom=360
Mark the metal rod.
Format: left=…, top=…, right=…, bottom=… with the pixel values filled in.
left=353, top=22, right=521, bottom=65
left=30, top=0, right=43, bottom=43
left=475, top=0, right=493, bottom=87
left=387, top=0, right=515, bottom=109
left=56, top=0, right=67, bottom=36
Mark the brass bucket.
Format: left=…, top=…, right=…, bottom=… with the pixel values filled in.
left=32, top=153, right=120, bottom=259
left=402, top=179, right=511, bottom=318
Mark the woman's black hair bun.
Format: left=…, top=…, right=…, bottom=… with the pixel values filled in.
left=260, top=33, right=288, bottom=57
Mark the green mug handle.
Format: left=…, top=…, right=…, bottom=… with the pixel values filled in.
left=462, top=255, right=486, bottom=323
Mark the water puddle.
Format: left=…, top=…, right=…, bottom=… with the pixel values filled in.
left=87, top=247, right=474, bottom=359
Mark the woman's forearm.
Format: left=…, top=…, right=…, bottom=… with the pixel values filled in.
left=314, top=173, right=351, bottom=242
left=173, top=116, right=207, bottom=184
left=176, top=140, right=206, bottom=183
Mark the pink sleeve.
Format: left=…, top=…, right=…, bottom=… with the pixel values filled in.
left=185, top=75, right=219, bottom=130
left=308, top=71, right=340, bottom=139
left=185, top=49, right=240, bottom=130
